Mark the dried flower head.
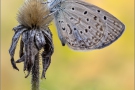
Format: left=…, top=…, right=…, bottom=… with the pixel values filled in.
left=17, top=0, right=53, bottom=28
left=9, top=0, right=54, bottom=79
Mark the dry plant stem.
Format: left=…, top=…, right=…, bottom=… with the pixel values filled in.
left=31, top=53, right=39, bottom=90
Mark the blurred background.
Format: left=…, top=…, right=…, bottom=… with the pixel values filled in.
left=1, top=0, right=134, bottom=90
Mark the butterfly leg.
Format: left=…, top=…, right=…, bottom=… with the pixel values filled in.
left=43, top=9, right=58, bottom=19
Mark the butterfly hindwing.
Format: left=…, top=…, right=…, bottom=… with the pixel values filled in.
left=53, top=0, right=125, bottom=50
left=74, top=0, right=125, bottom=48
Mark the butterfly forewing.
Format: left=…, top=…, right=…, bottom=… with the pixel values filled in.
left=52, top=0, right=125, bottom=50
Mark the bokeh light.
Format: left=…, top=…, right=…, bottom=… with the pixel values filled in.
left=1, top=0, right=134, bottom=90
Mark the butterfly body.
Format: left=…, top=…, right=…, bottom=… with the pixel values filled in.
left=47, top=0, right=125, bottom=50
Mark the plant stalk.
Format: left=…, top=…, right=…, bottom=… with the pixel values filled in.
left=31, top=53, right=39, bottom=90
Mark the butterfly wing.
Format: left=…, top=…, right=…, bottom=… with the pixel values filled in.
left=53, top=0, right=125, bottom=50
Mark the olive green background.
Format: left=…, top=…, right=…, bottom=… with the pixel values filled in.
left=1, top=0, right=134, bottom=90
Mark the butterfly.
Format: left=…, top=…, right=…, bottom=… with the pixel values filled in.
left=9, top=0, right=125, bottom=80
left=46, top=0, right=125, bottom=50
